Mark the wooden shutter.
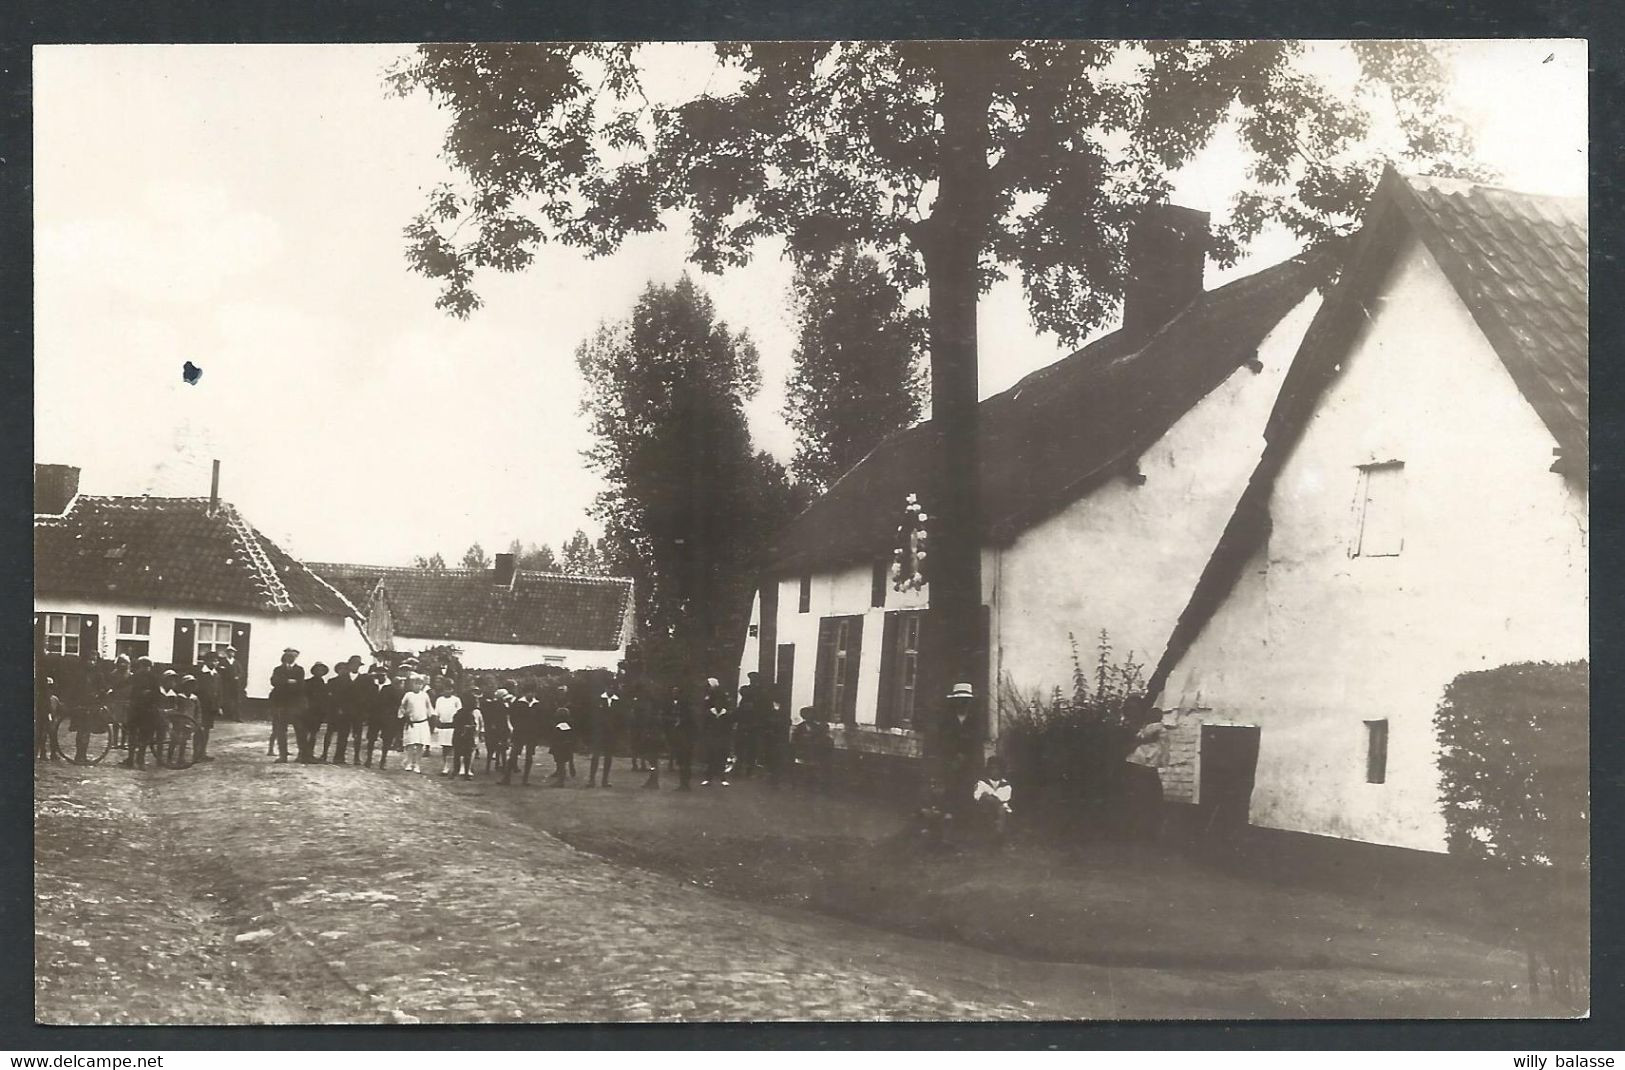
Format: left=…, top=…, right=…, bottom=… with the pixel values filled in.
left=232, top=623, right=252, bottom=695
left=870, top=561, right=887, bottom=608
left=172, top=619, right=194, bottom=670
left=811, top=617, right=837, bottom=720
left=840, top=615, right=863, bottom=726
left=79, top=614, right=99, bottom=660
left=34, top=614, right=46, bottom=658
left=875, top=612, right=900, bottom=729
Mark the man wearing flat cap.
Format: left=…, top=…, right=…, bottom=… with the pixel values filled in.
left=268, top=648, right=305, bottom=764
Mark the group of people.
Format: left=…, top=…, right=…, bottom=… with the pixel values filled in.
left=33, top=647, right=244, bottom=768
left=262, top=648, right=842, bottom=793
left=38, top=643, right=1014, bottom=840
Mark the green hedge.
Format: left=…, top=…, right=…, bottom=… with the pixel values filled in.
left=1435, top=660, right=1588, bottom=871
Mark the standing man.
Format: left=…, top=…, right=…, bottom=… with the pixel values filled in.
left=219, top=647, right=242, bottom=722
left=322, top=656, right=362, bottom=763
left=587, top=674, right=625, bottom=788
left=268, top=648, right=305, bottom=764
left=700, top=677, right=734, bottom=787
left=764, top=685, right=791, bottom=788
left=662, top=683, right=696, bottom=791
left=194, top=650, right=222, bottom=762
left=734, top=672, right=767, bottom=779
left=934, top=682, right=984, bottom=816
left=121, top=657, right=159, bottom=769
left=501, top=681, right=542, bottom=786
left=298, top=662, right=330, bottom=764
left=361, top=663, right=402, bottom=769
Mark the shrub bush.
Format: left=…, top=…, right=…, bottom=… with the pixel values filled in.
left=998, top=631, right=1148, bottom=834
left=1434, top=659, right=1589, bottom=1006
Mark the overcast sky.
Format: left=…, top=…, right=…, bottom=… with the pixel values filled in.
left=34, top=40, right=1586, bottom=566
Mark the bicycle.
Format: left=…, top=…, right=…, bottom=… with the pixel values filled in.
left=49, top=703, right=115, bottom=766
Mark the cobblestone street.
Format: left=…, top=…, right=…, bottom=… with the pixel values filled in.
left=40, top=724, right=1305, bottom=1024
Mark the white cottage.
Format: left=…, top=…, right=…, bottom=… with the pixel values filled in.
left=1149, top=170, right=1588, bottom=853
left=311, top=557, right=635, bottom=672
left=33, top=464, right=373, bottom=700
left=738, top=206, right=1333, bottom=761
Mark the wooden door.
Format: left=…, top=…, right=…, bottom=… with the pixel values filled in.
left=1198, top=724, right=1260, bottom=839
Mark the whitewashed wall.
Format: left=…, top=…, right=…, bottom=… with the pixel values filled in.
left=745, top=291, right=1321, bottom=747
left=31, top=595, right=370, bottom=699
left=995, top=293, right=1320, bottom=700
left=1160, top=236, right=1589, bottom=852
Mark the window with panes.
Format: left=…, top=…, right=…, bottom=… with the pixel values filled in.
left=194, top=619, right=237, bottom=660
left=116, top=615, right=151, bottom=658
left=43, top=613, right=83, bottom=656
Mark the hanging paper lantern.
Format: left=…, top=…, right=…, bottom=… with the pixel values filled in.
left=891, top=493, right=931, bottom=592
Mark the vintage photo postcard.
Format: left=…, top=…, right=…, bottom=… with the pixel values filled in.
left=33, top=39, right=1587, bottom=1024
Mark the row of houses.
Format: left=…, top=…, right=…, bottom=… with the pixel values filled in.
left=737, top=169, right=1588, bottom=855
left=32, top=465, right=634, bottom=700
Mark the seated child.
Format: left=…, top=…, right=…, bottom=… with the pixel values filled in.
left=972, top=756, right=1014, bottom=843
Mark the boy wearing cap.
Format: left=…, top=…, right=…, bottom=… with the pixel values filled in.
left=268, top=648, right=305, bottom=764
left=220, top=647, right=241, bottom=722
left=484, top=684, right=514, bottom=775
left=323, top=657, right=362, bottom=763
left=299, top=662, right=330, bottom=764
left=361, top=664, right=401, bottom=769
left=194, top=651, right=221, bottom=762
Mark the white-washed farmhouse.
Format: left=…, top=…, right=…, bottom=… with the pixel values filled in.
left=738, top=206, right=1334, bottom=761
left=33, top=464, right=373, bottom=699
left=1148, top=170, right=1589, bottom=853
left=311, top=556, right=635, bottom=672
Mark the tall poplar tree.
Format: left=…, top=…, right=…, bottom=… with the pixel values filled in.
left=785, top=247, right=924, bottom=492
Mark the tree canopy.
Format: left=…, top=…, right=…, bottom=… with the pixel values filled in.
left=460, top=541, right=493, bottom=570
left=576, top=275, right=791, bottom=676
left=784, top=246, right=923, bottom=491
left=391, top=40, right=1480, bottom=682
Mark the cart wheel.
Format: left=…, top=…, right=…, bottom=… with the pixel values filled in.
left=159, top=713, right=200, bottom=769
left=52, top=706, right=113, bottom=766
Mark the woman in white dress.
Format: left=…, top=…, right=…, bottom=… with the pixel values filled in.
left=398, top=673, right=434, bottom=773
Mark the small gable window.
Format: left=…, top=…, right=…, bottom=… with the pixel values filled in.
left=1353, top=462, right=1405, bottom=558
left=798, top=574, right=812, bottom=614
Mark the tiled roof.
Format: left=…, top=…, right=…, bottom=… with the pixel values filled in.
left=769, top=248, right=1334, bottom=574
left=309, top=563, right=633, bottom=651
left=1147, top=170, right=1589, bottom=705
left=34, top=494, right=356, bottom=618
left=1394, top=173, right=1588, bottom=472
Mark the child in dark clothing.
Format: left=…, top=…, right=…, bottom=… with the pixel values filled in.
left=451, top=700, right=478, bottom=779
left=549, top=707, right=576, bottom=784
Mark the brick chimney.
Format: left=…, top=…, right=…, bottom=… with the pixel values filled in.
left=34, top=463, right=80, bottom=515
left=1122, top=204, right=1210, bottom=341
left=492, top=552, right=517, bottom=590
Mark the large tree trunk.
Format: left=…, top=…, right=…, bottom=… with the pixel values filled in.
left=921, top=47, right=994, bottom=726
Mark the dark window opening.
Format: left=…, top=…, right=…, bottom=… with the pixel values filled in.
left=1365, top=719, right=1389, bottom=784
left=798, top=574, right=811, bottom=613
left=871, top=560, right=888, bottom=608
